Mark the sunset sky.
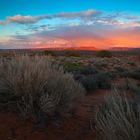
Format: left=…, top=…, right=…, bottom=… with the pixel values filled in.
left=0, top=0, right=140, bottom=49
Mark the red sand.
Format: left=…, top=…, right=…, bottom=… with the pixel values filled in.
left=0, top=90, right=110, bottom=140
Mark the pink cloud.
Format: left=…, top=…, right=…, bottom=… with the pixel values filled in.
left=0, top=9, right=102, bottom=25
left=55, top=9, right=102, bottom=19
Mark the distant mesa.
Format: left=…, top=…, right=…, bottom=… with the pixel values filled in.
left=0, top=46, right=98, bottom=52
left=63, top=46, right=98, bottom=50
left=110, top=47, right=132, bottom=51
left=0, top=46, right=140, bottom=52
left=110, top=47, right=140, bottom=51
left=35, top=46, right=98, bottom=51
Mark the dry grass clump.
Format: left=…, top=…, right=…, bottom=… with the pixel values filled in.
left=95, top=89, right=140, bottom=140
left=0, top=55, right=85, bottom=119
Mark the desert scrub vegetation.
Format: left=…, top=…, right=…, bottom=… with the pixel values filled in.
left=121, top=78, right=140, bottom=95
left=0, top=55, right=85, bottom=120
left=43, top=50, right=57, bottom=56
left=121, top=68, right=140, bottom=80
left=95, top=89, right=140, bottom=140
left=76, top=72, right=111, bottom=92
left=137, top=55, right=140, bottom=61
left=96, top=50, right=112, bottom=58
left=64, top=51, right=81, bottom=57
left=63, top=62, right=97, bottom=75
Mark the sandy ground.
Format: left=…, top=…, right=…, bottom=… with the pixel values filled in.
left=0, top=89, right=110, bottom=140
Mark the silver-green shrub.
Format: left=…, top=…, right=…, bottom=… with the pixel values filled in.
left=95, top=89, right=140, bottom=140
left=0, top=55, right=85, bottom=118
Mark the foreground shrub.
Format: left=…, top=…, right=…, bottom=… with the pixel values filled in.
left=95, top=89, right=140, bottom=140
left=0, top=55, right=85, bottom=119
left=96, top=50, right=112, bottom=58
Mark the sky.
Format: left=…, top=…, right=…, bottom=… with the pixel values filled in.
left=0, top=0, right=140, bottom=49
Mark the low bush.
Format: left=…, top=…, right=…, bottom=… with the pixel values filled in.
left=137, top=55, right=140, bottom=61
left=95, top=63, right=107, bottom=69
left=95, top=89, right=140, bottom=140
left=65, top=51, right=81, bottom=57
left=76, top=72, right=111, bottom=92
left=63, top=63, right=97, bottom=75
left=115, top=66, right=127, bottom=73
left=96, top=73, right=111, bottom=89
left=124, top=79, right=140, bottom=94
left=96, top=50, right=112, bottom=58
left=77, top=76, right=98, bottom=92
left=0, top=55, right=85, bottom=120
left=43, top=50, right=56, bottom=56
left=123, top=68, right=140, bottom=80
left=76, top=66, right=98, bottom=75
left=63, top=62, right=84, bottom=73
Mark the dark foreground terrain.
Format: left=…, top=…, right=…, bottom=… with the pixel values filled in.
left=0, top=50, right=140, bottom=140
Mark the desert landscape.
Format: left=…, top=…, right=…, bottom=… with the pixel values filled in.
left=0, top=50, right=139, bottom=140
left=0, top=0, right=140, bottom=139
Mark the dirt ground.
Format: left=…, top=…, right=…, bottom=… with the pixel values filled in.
left=0, top=89, right=110, bottom=140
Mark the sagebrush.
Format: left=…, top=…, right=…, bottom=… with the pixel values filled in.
left=95, top=89, right=140, bottom=140
left=0, top=55, right=85, bottom=119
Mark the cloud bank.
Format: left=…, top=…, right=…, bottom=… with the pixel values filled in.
left=0, top=9, right=140, bottom=49
left=0, top=9, right=102, bottom=25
